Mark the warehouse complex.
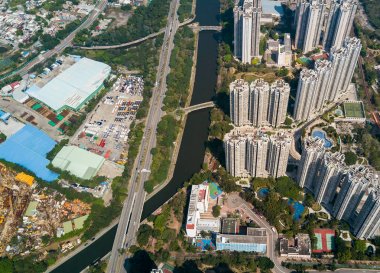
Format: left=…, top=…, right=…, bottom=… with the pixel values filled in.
left=26, top=57, right=111, bottom=113
left=52, top=145, right=105, bottom=180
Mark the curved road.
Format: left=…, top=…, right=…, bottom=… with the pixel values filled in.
left=76, top=17, right=194, bottom=50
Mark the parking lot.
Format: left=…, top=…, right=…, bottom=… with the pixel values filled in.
left=71, top=76, right=143, bottom=164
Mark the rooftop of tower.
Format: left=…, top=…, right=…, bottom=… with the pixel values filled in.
left=224, top=127, right=270, bottom=142
left=270, top=131, right=292, bottom=143
left=344, top=36, right=361, bottom=48
left=250, top=78, right=270, bottom=89
left=300, top=69, right=318, bottom=81
left=230, top=79, right=249, bottom=92
left=315, top=59, right=332, bottom=70
left=324, top=152, right=345, bottom=167
left=346, top=165, right=378, bottom=186
left=304, top=136, right=325, bottom=151
left=271, top=79, right=290, bottom=90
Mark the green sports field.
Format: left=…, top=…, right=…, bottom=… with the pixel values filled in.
left=343, top=102, right=365, bottom=118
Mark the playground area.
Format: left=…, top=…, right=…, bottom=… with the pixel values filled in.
left=196, top=238, right=216, bottom=251
left=209, top=182, right=223, bottom=200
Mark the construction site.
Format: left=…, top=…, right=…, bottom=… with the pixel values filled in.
left=0, top=163, right=91, bottom=257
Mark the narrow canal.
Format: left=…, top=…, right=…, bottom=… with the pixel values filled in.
left=51, top=0, right=220, bottom=271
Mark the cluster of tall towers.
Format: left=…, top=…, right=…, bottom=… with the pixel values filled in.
left=234, top=0, right=262, bottom=63
left=225, top=78, right=292, bottom=179
left=224, top=128, right=292, bottom=178
left=230, top=79, right=290, bottom=127
left=295, top=0, right=357, bottom=54
left=293, top=37, right=361, bottom=121
left=298, top=137, right=380, bottom=238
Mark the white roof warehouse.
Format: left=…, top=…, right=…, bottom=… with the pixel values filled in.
left=27, top=57, right=111, bottom=113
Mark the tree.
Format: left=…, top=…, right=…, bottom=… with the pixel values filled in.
left=0, top=258, right=12, bottom=273
left=256, top=257, right=274, bottom=271
left=212, top=205, right=221, bottom=217
left=137, top=224, right=153, bottom=246
left=344, top=151, right=357, bottom=165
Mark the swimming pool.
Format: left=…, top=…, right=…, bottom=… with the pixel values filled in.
left=258, top=188, right=269, bottom=199
left=312, top=130, right=333, bottom=148
left=288, top=199, right=305, bottom=221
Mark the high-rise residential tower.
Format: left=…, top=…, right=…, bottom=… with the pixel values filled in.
left=246, top=133, right=270, bottom=177
left=234, top=0, right=262, bottom=63
left=302, top=0, right=325, bottom=53
left=224, top=134, right=248, bottom=177
left=294, top=0, right=310, bottom=50
left=250, top=79, right=270, bottom=127
left=354, top=188, right=380, bottom=239
left=293, top=38, right=361, bottom=121
left=332, top=166, right=371, bottom=221
left=230, top=79, right=250, bottom=126
left=229, top=79, right=290, bottom=127
left=323, top=0, right=357, bottom=51
left=224, top=128, right=292, bottom=178
left=297, top=137, right=325, bottom=189
left=329, top=37, right=361, bottom=99
left=313, top=152, right=345, bottom=205
left=268, top=80, right=290, bottom=128
left=267, top=132, right=292, bottom=178
left=314, top=59, right=332, bottom=110
left=293, top=69, right=318, bottom=121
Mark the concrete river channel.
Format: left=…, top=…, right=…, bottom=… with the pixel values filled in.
left=51, top=0, right=220, bottom=271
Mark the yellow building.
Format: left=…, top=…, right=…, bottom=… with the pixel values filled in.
left=15, top=172, right=35, bottom=187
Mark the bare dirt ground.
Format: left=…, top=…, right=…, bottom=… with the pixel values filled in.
left=106, top=8, right=131, bottom=28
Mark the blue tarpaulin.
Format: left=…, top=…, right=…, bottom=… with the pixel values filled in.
left=0, top=125, right=58, bottom=181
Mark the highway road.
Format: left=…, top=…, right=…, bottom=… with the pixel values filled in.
left=1, top=0, right=107, bottom=81
left=106, top=0, right=181, bottom=272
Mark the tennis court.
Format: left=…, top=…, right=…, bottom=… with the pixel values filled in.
left=313, top=228, right=335, bottom=253
left=343, top=102, right=365, bottom=118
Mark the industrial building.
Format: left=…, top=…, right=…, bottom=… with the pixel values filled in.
left=52, top=146, right=105, bottom=180
left=0, top=124, right=58, bottom=182
left=26, top=57, right=111, bottom=113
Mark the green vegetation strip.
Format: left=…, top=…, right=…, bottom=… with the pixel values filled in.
left=177, top=0, right=193, bottom=23
left=144, top=27, right=195, bottom=193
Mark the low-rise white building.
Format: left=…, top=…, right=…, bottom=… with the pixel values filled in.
left=186, top=184, right=221, bottom=237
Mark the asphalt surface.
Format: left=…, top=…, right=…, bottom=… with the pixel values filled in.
left=2, top=0, right=107, bottom=80
left=106, top=0, right=180, bottom=272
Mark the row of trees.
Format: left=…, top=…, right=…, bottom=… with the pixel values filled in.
left=144, top=115, right=180, bottom=193
left=163, top=26, right=195, bottom=112
left=144, top=27, right=196, bottom=192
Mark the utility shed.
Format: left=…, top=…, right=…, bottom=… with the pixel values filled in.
left=52, top=146, right=105, bottom=180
